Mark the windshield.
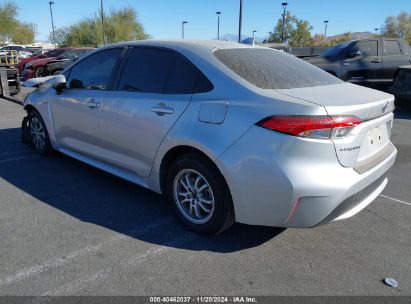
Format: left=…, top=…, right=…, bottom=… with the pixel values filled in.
left=62, top=49, right=90, bottom=59
left=321, top=42, right=352, bottom=57
left=214, top=48, right=342, bottom=90
left=47, top=49, right=66, bottom=58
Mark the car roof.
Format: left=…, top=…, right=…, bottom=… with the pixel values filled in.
left=107, top=39, right=259, bottom=54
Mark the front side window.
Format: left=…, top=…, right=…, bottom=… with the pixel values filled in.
left=321, top=42, right=351, bottom=58
left=67, top=48, right=123, bottom=90
left=384, top=40, right=402, bottom=56
left=215, top=48, right=342, bottom=90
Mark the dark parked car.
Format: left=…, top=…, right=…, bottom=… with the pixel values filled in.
left=390, top=65, right=411, bottom=110
left=41, top=48, right=95, bottom=76
left=305, top=38, right=411, bottom=90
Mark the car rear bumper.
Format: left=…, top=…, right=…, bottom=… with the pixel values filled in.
left=216, top=125, right=397, bottom=228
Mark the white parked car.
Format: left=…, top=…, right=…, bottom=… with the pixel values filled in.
left=23, top=40, right=397, bottom=234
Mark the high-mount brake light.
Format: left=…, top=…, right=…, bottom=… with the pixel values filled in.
left=257, top=115, right=362, bottom=139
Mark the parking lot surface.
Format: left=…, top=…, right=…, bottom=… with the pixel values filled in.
left=0, top=96, right=410, bottom=296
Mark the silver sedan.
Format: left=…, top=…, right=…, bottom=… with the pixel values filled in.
left=23, top=40, right=397, bottom=234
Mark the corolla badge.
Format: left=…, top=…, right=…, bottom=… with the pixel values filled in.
left=382, top=101, right=389, bottom=113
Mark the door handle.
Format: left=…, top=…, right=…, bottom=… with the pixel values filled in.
left=151, top=104, right=174, bottom=115
left=85, top=99, right=100, bottom=109
left=371, top=58, right=381, bottom=63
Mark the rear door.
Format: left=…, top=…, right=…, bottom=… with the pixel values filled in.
left=95, top=47, right=200, bottom=177
left=381, top=39, right=410, bottom=82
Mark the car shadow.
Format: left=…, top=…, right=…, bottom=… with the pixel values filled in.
left=0, top=128, right=284, bottom=253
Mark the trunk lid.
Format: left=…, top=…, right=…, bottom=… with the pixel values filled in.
left=277, top=83, right=395, bottom=169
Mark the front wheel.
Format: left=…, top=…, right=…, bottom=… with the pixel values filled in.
left=28, top=110, right=54, bottom=155
left=34, top=67, right=44, bottom=78
left=166, top=154, right=234, bottom=234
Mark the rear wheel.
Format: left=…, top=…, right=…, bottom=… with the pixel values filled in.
left=166, top=154, right=234, bottom=234
left=28, top=110, right=54, bottom=155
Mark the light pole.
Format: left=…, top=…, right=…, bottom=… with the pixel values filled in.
left=281, top=2, right=288, bottom=43
left=182, top=21, right=188, bottom=39
left=100, top=0, right=106, bottom=45
left=238, top=0, right=243, bottom=43
left=48, top=1, right=56, bottom=49
left=324, top=20, right=329, bottom=37
left=216, top=12, right=222, bottom=40
left=252, top=30, right=257, bottom=42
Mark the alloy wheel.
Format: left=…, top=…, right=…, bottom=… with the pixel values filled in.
left=30, top=117, right=46, bottom=151
left=173, top=169, right=215, bottom=224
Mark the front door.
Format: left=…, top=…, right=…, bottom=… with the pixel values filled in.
left=343, top=40, right=382, bottom=85
left=51, top=48, right=124, bottom=159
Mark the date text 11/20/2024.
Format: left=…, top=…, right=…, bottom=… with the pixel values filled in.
left=149, top=296, right=258, bottom=303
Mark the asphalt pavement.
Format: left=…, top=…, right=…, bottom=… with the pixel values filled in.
left=0, top=96, right=410, bottom=296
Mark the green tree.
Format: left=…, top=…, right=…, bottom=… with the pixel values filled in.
left=48, top=27, right=71, bottom=47
left=269, top=11, right=297, bottom=43
left=329, top=32, right=353, bottom=46
left=310, top=34, right=327, bottom=46
left=311, top=32, right=352, bottom=47
left=289, top=19, right=312, bottom=47
left=268, top=12, right=312, bottom=46
left=51, top=6, right=150, bottom=47
left=381, top=12, right=411, bottom=44
left=0, top=1, right=36, bottom=44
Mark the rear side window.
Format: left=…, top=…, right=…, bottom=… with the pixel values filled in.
left=67, top=48, right=123, bottom=90
left=384, top=41, right=402, bottom=56
left=356, top=41, right=378, bottom=56
left=164, top=54, right=199, bottom=94
left=118, top=48, right=211, bottom=94
left=119, top=48, right=173, bottom=93
left=214, top=48, right=342, bottom=90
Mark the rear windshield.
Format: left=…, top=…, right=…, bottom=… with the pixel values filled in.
left=214, top=48, right=342, bottom=89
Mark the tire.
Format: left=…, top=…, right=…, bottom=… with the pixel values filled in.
left=28, top=110, right=54, bottom=155
left=34, top=67, right=43, bottom=78
left=166, top=153, right=234, bottom=234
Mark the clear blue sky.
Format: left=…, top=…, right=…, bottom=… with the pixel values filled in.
left=12, top=0, right=411, bottom=42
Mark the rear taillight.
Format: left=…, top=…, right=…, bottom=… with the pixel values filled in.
left=257, top=115, right=362, bottom=139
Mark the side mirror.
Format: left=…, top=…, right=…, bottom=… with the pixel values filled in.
left=347, top=49, right=362, bottom=58
left=52, top=82, right=66, bottom=94
left=51, top=74, right=67, bottom=94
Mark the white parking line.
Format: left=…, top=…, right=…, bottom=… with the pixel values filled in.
left=42, top=232, right=196, bottom=296
left=0, top=155, right=38, bottom=164
left=0, top=217, right=174, bottom=286
left=380, top=195, right=411, bottom=207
